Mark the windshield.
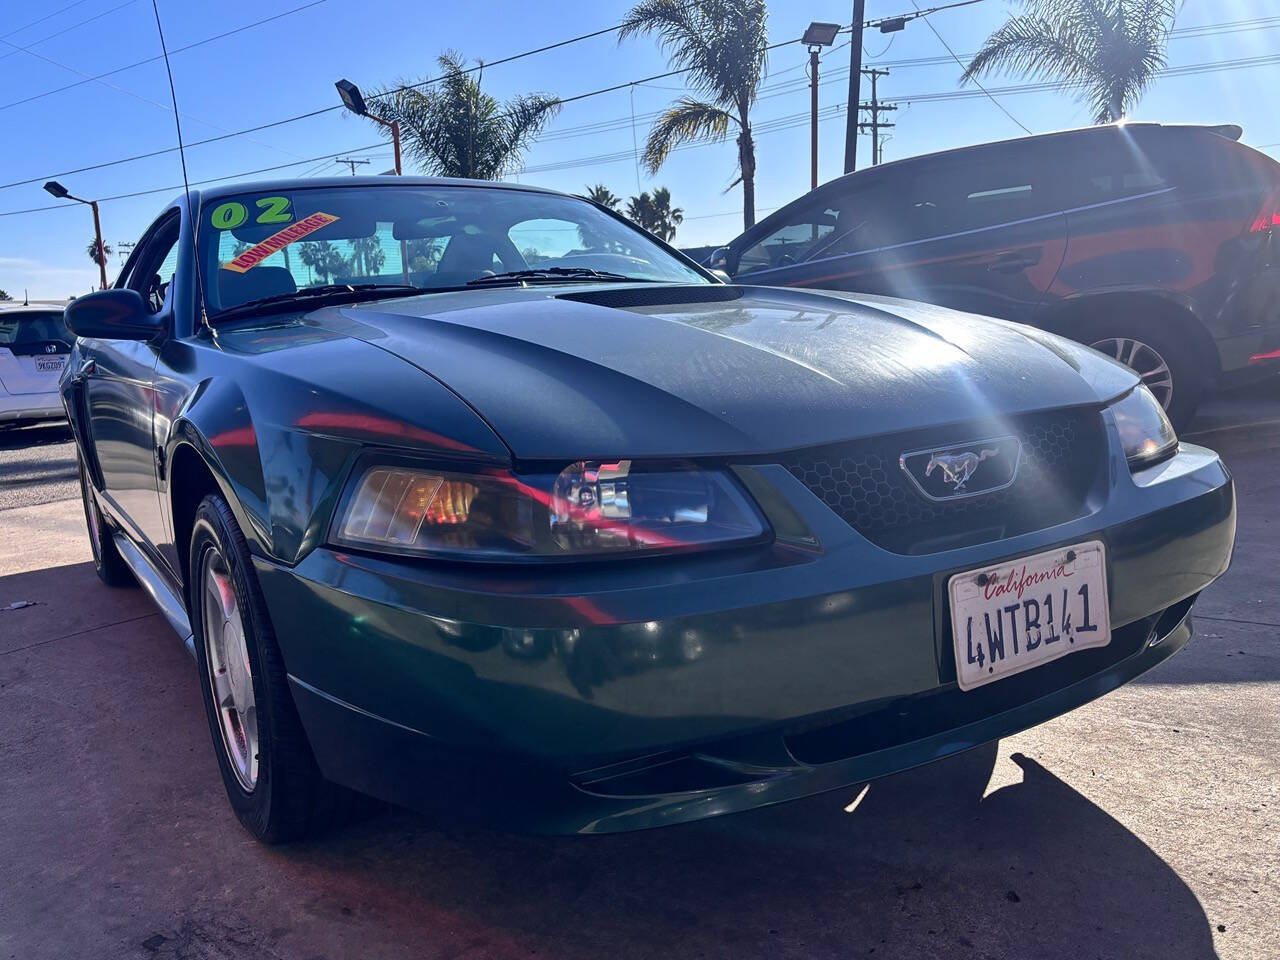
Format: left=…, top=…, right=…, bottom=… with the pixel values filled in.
left=0, top=310, right=71, bottom=346
left=199, top=184, right=707, bottom=316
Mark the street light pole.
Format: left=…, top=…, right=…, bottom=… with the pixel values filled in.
left=88, top=200, right=107, bottom=290
left=336, top=79, right=402, bottom=176
left=44, top=180, right=108, bottom=290
left=801, top=22, right=840, bottom=192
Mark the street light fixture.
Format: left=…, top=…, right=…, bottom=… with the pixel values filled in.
left=44, top=180, right=108, bottom=290
left=335, top=78, right=402, bottom=176
left=803, top=22, right=841, bottom=191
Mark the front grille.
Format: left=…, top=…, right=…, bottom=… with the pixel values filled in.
left=781, top=408, right=1106, bottom=554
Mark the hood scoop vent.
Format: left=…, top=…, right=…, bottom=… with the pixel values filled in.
left=556, top=285, right=745, bottom=310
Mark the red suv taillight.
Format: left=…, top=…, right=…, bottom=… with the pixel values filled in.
left=1249, top=185, right=1280, bottom=233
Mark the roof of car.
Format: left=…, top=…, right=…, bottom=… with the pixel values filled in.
left=820, top=121, right=1245, bottom=189
left=0, top=300, right=68, bottom=313
left=183, top=175, right=566, bottom=209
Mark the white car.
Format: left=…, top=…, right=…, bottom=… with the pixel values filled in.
left=0, top=303, right=71, bottom=427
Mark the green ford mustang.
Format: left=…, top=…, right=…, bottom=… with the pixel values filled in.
left=59, top=177, right=1235, bottom=841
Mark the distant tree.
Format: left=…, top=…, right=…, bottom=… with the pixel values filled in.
left=0, top=289, right=12, bottom=301
left=619, top=0, right=769, bottom=230
left=626, top=187, right=684, bottom=242
left=365, top=52, right=561, bottom=179
left=86, top=238, right=113, bottom=267
left=296, top=241, right=349, bottom=283
left=963, top=0, right=1178, bottom=123
left=351, top=235, right=387, bottom=277
left=585, top=184, right=622, bottom=210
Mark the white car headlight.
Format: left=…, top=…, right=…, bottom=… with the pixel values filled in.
left=332, top=459, right=767, bottom=560
left=1109, top=385, right=1177, bottom=467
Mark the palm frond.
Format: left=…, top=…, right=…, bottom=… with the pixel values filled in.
left=963, top=14, right=1090, bottom=86
left=640, top=97, right=733, bottom=174
left=500, top=94, right=561, bottom=174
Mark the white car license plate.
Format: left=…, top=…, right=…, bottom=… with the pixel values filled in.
left=35, top=356, right=66, bottom=373
left=949, top=540, right=1110, bottom=692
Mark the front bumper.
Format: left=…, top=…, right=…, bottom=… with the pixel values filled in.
left=256, top=440, right=1235, bottom=833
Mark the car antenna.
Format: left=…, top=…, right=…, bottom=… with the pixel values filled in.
left=149, top=0, right=210, bottom=332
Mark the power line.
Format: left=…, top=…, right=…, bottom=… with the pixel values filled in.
left=0, top=0, right=329, bottom=114
left=908, top=0, right=1031, bottom=134
left=3, top=16, right=1277, bottom=213
left=1, top=0, right=97, bottom=40
left=5, top=7, right=1270, bottom=195
left=0, top=0, right=138, bottom=62
left=0, top=141, right=390, bottom=218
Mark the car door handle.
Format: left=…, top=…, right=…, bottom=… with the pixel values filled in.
left=987, top=251, right=1041, bottom=273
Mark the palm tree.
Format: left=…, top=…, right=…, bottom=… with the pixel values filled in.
left=618, top=0, right=768, bottom=231
left=86, top=238, right=112, bottom=267
left=962, top=0, right=1178, bottom=124
left=627, top=188, right=684, bottom=242
left=585, top=184, right=622, bottom=210
left=350, top=235, right=386, bottom=277
left=365, top=52, right=560, bottom=179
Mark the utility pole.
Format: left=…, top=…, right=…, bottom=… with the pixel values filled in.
left=843, top=0, right=866, bottom=174
left=335, top=157, right=371, bottom=176
left=858, top=68, right=897, bottom=165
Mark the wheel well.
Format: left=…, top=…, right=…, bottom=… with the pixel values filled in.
left=169, top=444, right=221, bottom=594
left=1039, top=293, right=1222, bottom=381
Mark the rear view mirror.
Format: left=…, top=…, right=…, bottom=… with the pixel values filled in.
left=64, top=289, right=163, bottom=341
left=707, top=246, right=730, bottom=270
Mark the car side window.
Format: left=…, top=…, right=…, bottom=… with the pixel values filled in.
left=901, top=147, right=1061, bottom=240
left=735, top=196, right=841, bottom=275
left=122, top=214, right=181, bottom=314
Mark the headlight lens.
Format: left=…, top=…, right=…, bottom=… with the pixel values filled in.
left=332, top=460, right=767, bottom=560
left=1109, top=385, right=1177, bottom=467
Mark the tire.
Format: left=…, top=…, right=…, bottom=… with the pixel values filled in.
left=1073, top=314, right=1205, bottom=432
left=77, top=456, right=135, bottom=587
left=188, top=493, right=349, bottom=842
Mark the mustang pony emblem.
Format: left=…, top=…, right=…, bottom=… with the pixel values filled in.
left=925, top=448, right=1000, bottom=492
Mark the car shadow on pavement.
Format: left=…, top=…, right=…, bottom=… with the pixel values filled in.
left=283, top=743, right=1219, bottom=960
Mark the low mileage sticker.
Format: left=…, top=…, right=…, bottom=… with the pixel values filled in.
left=220, top=212, right=340, bottom=273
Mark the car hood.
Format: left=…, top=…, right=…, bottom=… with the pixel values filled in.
left=308, top=284, right=1138, bottom=460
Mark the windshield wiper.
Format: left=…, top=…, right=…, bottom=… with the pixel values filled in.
left=212, top=283, right=421, bottom=321
left=466, top=267, right=652, bottom=287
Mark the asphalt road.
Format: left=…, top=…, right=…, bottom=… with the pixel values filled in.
left=0, top=421, right=77, bottom=509
left=1, top=381, right=1277, bottom=960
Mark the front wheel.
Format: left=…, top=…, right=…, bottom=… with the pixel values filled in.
left=188, top=493, right=348, bottom=842
left=1077, top=316, right=1205, bottom=431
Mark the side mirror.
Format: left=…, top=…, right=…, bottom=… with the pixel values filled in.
left=707, top=246, right=731, bottom=271
left=708, top=268, right=732, bottom=283
left=64, top=289, right=162, bottom=341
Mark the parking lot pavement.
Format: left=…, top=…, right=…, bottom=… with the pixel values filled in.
left=0, top=422, right=77, bottom=510
left=1, top=381, right=1277, bottom=960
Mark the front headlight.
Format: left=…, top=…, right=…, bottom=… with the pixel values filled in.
left=1109, top=385, right=1177, bottom=467
left=332, top=459, right=768, bottom=560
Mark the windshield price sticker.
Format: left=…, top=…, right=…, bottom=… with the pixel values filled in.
left=221, top=212, right=341, bottom=273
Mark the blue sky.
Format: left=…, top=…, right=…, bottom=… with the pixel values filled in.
left=1, top=0, right=1277, bottom=299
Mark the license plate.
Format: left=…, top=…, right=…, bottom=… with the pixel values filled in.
left=35, top=356, right=66, bottom=373
left=949, top=540, right=1110, bottom=692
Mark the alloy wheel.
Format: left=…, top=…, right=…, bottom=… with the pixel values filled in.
left=1090, top=337, right=1174, bottom=411
left=200, top=546, right=259, bottom=792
